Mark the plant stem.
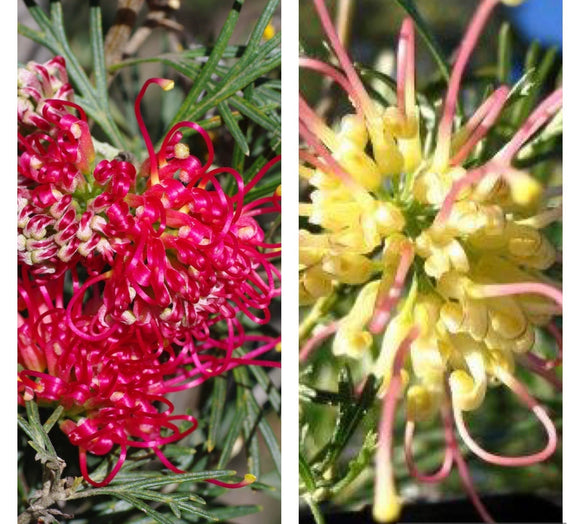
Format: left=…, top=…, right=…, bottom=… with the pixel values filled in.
left=305, top=495, right=326, bottom=524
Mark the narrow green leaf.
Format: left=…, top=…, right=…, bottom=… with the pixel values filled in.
left=257, top=414, right=281, bottom=475
left=24, top=401, right=44, bottom=444
left=229, top=354, right=280, bottom=475
left=124, top=490, right=216, bottom=520
left=217, top=408, right=245, bottom=469
left=209, top=505, right=262, bottom=520
left=176, top=34, right=281, bottom=125
left=89, top=1, right=109, bottom=103
left=498, top=22, right=512, bottom=83
left=207, top=377, right=228, bottom=452
left=18, top=23, right=49, bottom=48
left=114, top=35, right=281, bottom=137
left=109, top=46, right=244, bottom=76
left=509, top=40, right=541, bottom=126
left=330, top=431, right=377, bottom=496
left=229, top=96, right=280, bottom=135
left=299, top=453, right=316, bottom=491
left=174, top=0, right=246, bottom=123
left=70, top=471, right=235, bottom=498
left=525, top=40, right=542, bottom=72
left=121, top=471, right=234, bottom=492
left=233, top=367, right=261, bottom=478
left=231, top=139, right=247, bottom=175
left=316, top=375, right=377, bottom=471
left=514, top=46, right=559, bottom=125
left=254, top=84, right=281, bottom=105
left=42, top=405, right=64, bottom=434
left=196, top=112, right=242, bottom=132
left=218, top=102, right=250, bottom=155
left=217, top=30, right=281, bottom=90
left=17, top=415, right=35, bottom=442
left=22, top=0, right=57, bottom=41
left=506, top=68, right=537, bottom=106
left=169, top=502, right=181, bottom=519
left=188, top=55, right=281, bottom=124
left=516, top=108, right=562, bottom=163
left=247, top=365, right=281, bottom=413
left=244, top=0, right=279, bottom=55
left=110, top=492, right=175, bottom=524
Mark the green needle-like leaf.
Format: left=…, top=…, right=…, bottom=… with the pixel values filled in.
left=42, top=405, right=64, bottom=434
left=244, top=0, right=279, bottom=56
left=207, top=377, right=228, bottom=453
left=498, top=22, right=512, bottom=83
left=208, top=504, right=262, bottom=520
left=229, top=96, right=280, bottom=136
left=172, top=0, right=245, bottom=124
left=106, top=492, right=177, bottom=524
left=89, top=1, right=109, bottom=104
left=217, top=408, right=246, bottom=469
left=218, top=101, right=251, bottom=155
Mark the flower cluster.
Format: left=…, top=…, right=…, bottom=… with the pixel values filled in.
left=299, top=0, right=561, bottom=521
left=18, top=57, right=281, bottom=487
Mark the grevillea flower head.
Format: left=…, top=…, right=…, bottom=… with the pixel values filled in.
left=18, top=268, right=279, bottom=487
left=18, top=63, right=131, bottom=280
left=299, top=1, right=561, bottom=521
left=18, top=62, right=281, bottom=348
left=18, top=60, right=281, bottom=487
left=64, top=78, right=282, bottom=352
left=18, top=56, right=74, bottom=133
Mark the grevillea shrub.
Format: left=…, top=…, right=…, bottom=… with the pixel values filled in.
left=299, top=1, right=561, bottom=522
left=18, top=1, right=281, bottom=522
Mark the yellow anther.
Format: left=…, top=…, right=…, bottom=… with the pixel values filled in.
left=160, top=79, right=175, bottom=91
left=174, top=143, right=190, bottom=159
left=263, top=22, right=276, bottom=41
left=244, top=474, right=257, bottom=484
